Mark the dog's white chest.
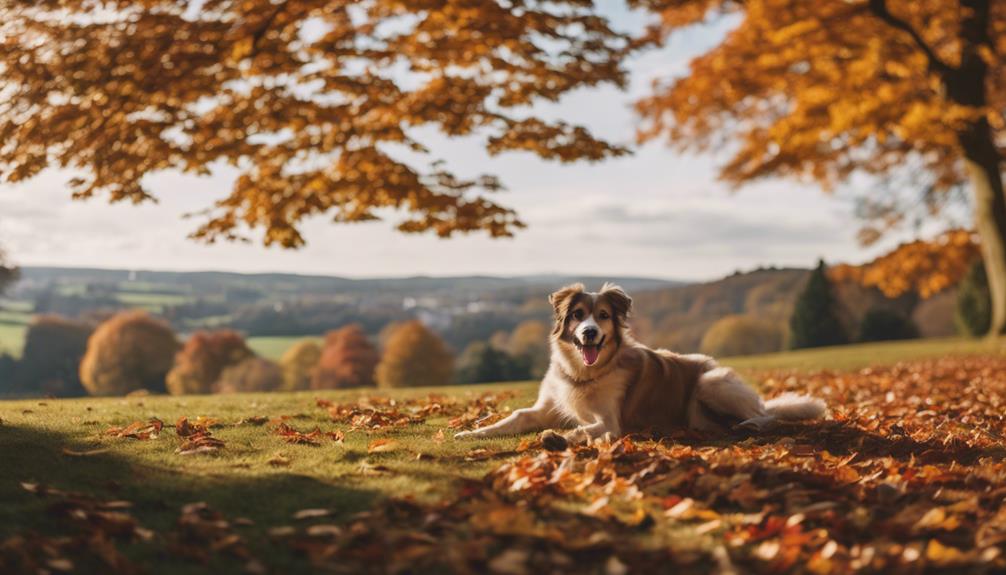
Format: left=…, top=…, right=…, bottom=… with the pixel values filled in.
left=557, top=368, right=630, bottom=425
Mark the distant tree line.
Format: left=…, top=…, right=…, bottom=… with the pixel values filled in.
left=0, top=311, right=553, bottom=398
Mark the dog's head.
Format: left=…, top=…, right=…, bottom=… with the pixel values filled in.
left=549, top=282, right=632, bottom=372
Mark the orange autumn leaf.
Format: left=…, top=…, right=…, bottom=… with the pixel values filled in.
left=367, top=439, right=400, bottom=454
left=105, top=418, right=164, bottom=440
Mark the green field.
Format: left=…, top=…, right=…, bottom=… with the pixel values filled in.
left=247, top=335, right=322, bottom=360
left=721, top=336, right=1006, bottom=372
left=0, top=323, right=26, bottom=357
left=115, top=292, right=194, bottom=311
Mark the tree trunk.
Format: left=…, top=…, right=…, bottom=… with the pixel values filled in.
left=960, top=123, right=1006, bottom=336
left=949, top=0, right=1006, bottom=335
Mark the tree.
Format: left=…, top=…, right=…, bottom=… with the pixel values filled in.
left=699, top=315, right=786, bottom=357
left=79, top=311, right=180, bottom=396
left=375, top=320, right=453, bottom=388
left=0, top=246, right=17, bottom=296
left=789, top=261, right=848, bottom=349
left=279, top=339, right=321, bottom=391
left=214, top=357, right=283, bottom=394
left=456, top=341, right=528, bottom=384
left=166, top=330, right=253, bottom=395
left=957, top=259, right=992, bottom=336
left=16, top=315, right=93, bottom=397
left=858, top=308, right=919, bottom=342
left=0, top=354, right=15, bottom=393
left=635, top=0, right=1006, bottom=334
left=0, top=1, right=631, bottom=248
left=312, top=324, right=379, bottom=389
left=830, top=230, right=980, bottom=299
left=505, top=320, right=550, bottom=378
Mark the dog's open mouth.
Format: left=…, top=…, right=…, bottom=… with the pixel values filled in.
left=574, top=336, right=605, bottom=366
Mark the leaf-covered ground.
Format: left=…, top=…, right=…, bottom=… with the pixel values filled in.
left=4, top=354, right=1006, bottom=573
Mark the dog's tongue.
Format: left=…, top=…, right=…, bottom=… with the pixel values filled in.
left=582, top=345, right=600, bottom=366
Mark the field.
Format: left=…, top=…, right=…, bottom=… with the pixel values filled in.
left=4, top=339, right=1006, bottom=573
left=722, top=336, right=1006, bottom=372
left=0, top=322, right=26, bottom=358
left=247, top=335, right=322, bottom=360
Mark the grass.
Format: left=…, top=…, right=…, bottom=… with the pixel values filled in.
left=0, top=323, right=26, bottom=357
left=721, top=336, right=1006, bottom=372
left=247, top=335, right=322, bottom=360
left=115, top=292, right=194, bottom=311
left=0, top=382, right=537, bottom=572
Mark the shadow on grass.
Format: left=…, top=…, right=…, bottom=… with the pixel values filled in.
left=0, top=423, right=380, bottom=573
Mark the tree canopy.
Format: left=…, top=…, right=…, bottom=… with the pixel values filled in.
left=0, top=0, right=631, bottom=247
left=634, top=0, right=1005, bottom=233
left=165, top=330, right=254, bottom=395
left=634, top=0, right=1006, bottom=333
left=79, top=311, right=179, bottom=396
left=830, top=229, right=980, bottom=298
left=313, top=324, right=379, bottom=389
left=375, top=320, right=453, bottom=388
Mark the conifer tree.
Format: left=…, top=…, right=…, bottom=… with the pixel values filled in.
left=956, top=260, right=992, bottom=336
left=789, top=260, right=848, bottom=349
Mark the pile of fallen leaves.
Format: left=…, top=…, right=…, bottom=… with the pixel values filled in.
left=9, top=356, right=1006, bottom=573
left=278, top=356, right=1006, bottom=573
left=316, top=391, right=515, bottom=432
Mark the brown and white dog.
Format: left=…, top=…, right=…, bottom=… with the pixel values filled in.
left=455, top=283, right=825, bottom=443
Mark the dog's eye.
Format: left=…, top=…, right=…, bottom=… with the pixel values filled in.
left=599, top=311, right=610, bottom=320
left=572, top=309, right=584, bottom=321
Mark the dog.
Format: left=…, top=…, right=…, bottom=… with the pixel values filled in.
left=455, top=283, right=825, bottom=443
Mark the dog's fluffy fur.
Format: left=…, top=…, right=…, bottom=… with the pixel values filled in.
left=455, top=283, right=825, bottom=443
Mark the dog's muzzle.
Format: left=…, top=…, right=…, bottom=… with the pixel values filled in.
left=573, top=335, right=606, bottom=366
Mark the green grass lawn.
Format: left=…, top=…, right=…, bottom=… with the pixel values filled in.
left=721, top=336, right=1006, bottom=372
left=247, top=335, right=322, bottom=360
left=0, top=322, right=26, bottom=357
left=115, top=292, right=194, bottom=311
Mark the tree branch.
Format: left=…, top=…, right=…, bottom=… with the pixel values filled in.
left=868, top=0, right=954, bottom=75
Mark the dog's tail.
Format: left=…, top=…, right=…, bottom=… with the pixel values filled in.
left=764, top=393, right=826, bottom=421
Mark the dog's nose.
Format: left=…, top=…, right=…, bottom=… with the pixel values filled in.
left=583, top=327, right=598, bottom=342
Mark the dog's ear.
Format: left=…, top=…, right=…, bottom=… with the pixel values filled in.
left=599, top=282, right=632, bottom=321
left=549, top=283, right=585, bottom=336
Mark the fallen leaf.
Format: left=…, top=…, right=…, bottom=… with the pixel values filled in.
left=293, top=509, right=333, bottom=520
left=105, top=418, right=163, bottom=440
left=368, top=439, right=400, bottom=453
left=62, top=447, right=112, bottom=457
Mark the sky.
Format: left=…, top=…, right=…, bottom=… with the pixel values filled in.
left=0, top=7, right=955, bottom=283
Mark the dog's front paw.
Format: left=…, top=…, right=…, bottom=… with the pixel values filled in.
left=540, top=429, right=569, bottom=451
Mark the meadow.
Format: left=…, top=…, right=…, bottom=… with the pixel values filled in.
left=4, top=337, right=1006, bottom=573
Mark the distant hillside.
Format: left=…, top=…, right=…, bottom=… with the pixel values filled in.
left=629, top=266, right=957, bottom=354
left=1, top=265, right=961, bottom=361
left=16, top=267, right=679, bottom=297
left=631, top=268, right=810, bottom=353
left=0, top=267, right=682, bottom=357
